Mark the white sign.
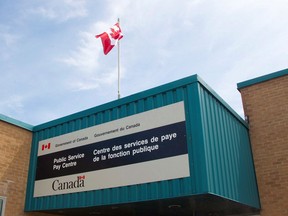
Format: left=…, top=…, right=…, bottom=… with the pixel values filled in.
left=34, top=102, right=190, bottom=197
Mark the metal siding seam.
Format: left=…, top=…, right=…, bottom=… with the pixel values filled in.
left=184, top=85, right=195, bottom=195
left=210, top=91, right=222, bottom=195
left=210, top=93, right=221, bottom=194
left=25, top=132, right=38, bottom=211
left=231, top=115, right=239, bottom=199
left=231, top=116, right=240, bottom=199
left=219, top=100, right=231, bottom=197
left=222, top=108, right=235, bottom=199
left=202, top=88, right=215, bottom=193
left=230, top=115, right=240, bottom=200
left=216, top=101, right=228, bottom=197
left=188, top=83, right=208, bottom=194
left=198, top=85, right=210, bottom=193
left=145, top=96, right=154, bottom=111
left=213, top=98, right=224, bottom=195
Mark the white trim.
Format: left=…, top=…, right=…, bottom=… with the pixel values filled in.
left=0, top=196, right=6, bottom=216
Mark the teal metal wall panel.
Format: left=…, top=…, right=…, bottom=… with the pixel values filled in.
left=197, top=83, right=260, bottom=207
left=25, top=74, right=260, bottom=214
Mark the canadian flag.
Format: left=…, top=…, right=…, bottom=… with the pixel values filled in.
left=96, top=22, right=123, bottom=55
left=42, top=143, right=51, bottom=151
left=78, top=175, right=85, bottom=180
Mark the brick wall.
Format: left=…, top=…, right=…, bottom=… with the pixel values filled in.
left=0, top=120, right=54, bottom=216
left=239, top=74, right=288, bottom=216
left=0, top=120, right=32, bottom=216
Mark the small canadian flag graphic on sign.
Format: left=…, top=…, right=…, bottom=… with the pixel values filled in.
left=41, top=143, right=51, bottom=151
left=78, top=175, right=85, bottom=180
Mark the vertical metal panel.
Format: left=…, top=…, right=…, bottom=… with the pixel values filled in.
left=25, top=75, right=260, bottom=212
left=197, top=83, right=260, bottom=208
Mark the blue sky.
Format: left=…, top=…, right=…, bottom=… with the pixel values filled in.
left=1, top=0, right=288, bottom=125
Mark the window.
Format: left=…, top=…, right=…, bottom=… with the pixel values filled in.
left=0, top=197, right=6, bottom=216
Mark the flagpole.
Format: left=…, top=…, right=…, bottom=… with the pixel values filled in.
left=117, top=18, right=121, bottom=99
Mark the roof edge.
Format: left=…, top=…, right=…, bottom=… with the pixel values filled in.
left=0, top=114, right=33, bottom=131
left=33, top=74, right=200, bottom=131
left=237, top=68, right=288, bottom=90
left=196, top=75, right=248, bottom=128
left=34, top=74, right=247, bottom=131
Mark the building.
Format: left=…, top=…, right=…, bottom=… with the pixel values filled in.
left=237, top=69, right=288, bottom=216
left=0, top=69, right=287, bottom=216
left=0, top=115, right=50, bottom=216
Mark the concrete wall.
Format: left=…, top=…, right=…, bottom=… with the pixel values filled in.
left=239, top=73, right=288, bottom=216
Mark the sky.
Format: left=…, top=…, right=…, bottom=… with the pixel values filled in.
left=1, top=0, right=288, bottom=125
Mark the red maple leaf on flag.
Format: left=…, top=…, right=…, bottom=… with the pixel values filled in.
left=96, top=22, right=123, bottom=55
left=41, top=143, right=51, bottom=151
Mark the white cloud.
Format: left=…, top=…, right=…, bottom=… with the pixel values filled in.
left=0, top=25, right=21, bottom=60
left=58, top=20, right=127, bottom=92
left=59, top=30, right=99, bottom=72
left=71, top=80, right=100, bottom=91
left=196, top=0, right=288, bottom=117
left=27, top=0, right=87, bottom=21
left=0, top=32, right=20, bottom=46
left=57, top=0, right=207, bottom=94
left=104, top=0, right=288, bottom=114
left=70, top=68, right=120, bottom=92
left=2, top=0, right=288, bottom=125
left=0, top=95, right=25, bottom=114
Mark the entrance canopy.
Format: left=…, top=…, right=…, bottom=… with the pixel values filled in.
left=25, top=75, right=260, bottom=215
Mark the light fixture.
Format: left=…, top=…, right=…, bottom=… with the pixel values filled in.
left=168, top=204, right=182, bottom=209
